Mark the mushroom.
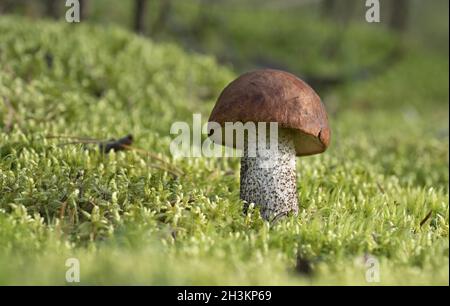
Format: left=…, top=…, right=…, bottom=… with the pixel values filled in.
left=208, top=69, right=330, bottom=221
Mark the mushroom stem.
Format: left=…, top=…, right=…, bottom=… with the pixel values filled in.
left=240, top=130, right=299, bottom=221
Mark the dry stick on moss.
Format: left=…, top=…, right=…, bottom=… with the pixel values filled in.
left=56, top=140, right=101, bottom=147
left=46, top=134, right=130, bottom=150
left=45, top=134, right=184, bottom=177
left=121, top=144, right=184, bottom=177
left=47, top=134, right=134, bottom=152
left=420, top=210, right=433, bottom=227
left=46, top=134, right=105, bottom=142
left=147, top=162, right=182, bottom=178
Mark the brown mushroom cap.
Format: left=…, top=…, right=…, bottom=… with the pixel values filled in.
left=208, top=69, right=330, bottom=156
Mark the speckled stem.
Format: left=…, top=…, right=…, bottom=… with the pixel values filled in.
left=240, top=131, right=299, bottom=221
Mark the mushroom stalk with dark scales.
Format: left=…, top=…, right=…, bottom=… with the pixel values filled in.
left=208, top=69, right=331, bottom=221
left=240, top=130, right=298, bottom=220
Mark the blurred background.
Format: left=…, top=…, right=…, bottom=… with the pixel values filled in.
left=1, top=0, right=448, bottom=84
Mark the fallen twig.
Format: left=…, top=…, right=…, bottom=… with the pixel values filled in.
left=420, top=210, right=433, bottom=227
left=120, top=144, right=183, bottom=176
left=45, top=133, right=184, bottom=177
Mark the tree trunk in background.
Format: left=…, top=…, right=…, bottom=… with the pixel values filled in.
left=335, top=0, right=357, bottom=24
left=151, top=0, right=171, bottom=35
left=389, top=0, right=410, bottom=32
left=134, top=0, right=148, bottom=34
left=322, top=0, right=358, bottom=24
left=79, top=0, right=88, bottom=20
left=45, top=0, right=59, bottom=19
left=0, top=0, right=26, bottom=15
left=321, top=0, right=356, bottom=60
left=321, top=0, right=335, bottom=18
